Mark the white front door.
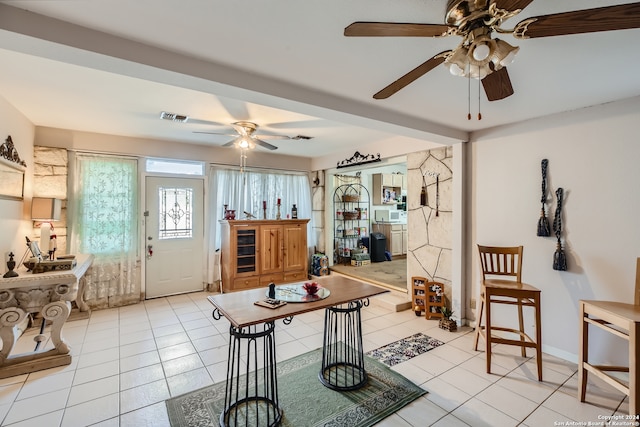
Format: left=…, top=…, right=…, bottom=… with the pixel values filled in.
left=145, top=176, right=205, bottom=298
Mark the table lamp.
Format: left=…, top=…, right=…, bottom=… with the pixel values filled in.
left=31, top=197, right=61, bottom=259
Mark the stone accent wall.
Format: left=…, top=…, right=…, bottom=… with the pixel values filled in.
left=33, top=146, right=68, bottom=254
left=407, top=147, right=454, bottom=310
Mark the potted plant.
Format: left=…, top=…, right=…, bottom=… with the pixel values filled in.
left=439, top=306, right=457, bottom=332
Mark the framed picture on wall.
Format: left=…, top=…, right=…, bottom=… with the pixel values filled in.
left=0, top=136, right=27, bottom=200
left=0, top=157, right=25, bottom=200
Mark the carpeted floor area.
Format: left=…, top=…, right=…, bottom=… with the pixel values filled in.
left=330, top=257, right=407, bottom=292
left=166, top=347, right=425, bottom=427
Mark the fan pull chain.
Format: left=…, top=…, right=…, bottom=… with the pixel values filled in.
left=467, top=67, right=482, bottom=120
left=239, top=148, right=247, bottom=173
left=477, top=75, right=482, bottom=120
left=467, top=73, right=471, bottom=120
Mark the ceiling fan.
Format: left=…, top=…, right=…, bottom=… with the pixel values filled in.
left=159, top=112, right=313, bottom=151
left=345, top=0, right=640, bottom=102
left=195, top=121, right=292, bottom=151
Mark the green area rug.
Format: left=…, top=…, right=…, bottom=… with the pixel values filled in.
left=166, top=347, right=426, bottom=427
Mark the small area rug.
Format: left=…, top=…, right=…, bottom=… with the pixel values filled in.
left=366, top=333, right=444, bottom=367
left=166, top=347, right=425, bottom=427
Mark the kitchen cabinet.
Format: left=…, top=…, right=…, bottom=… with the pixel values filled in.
left=372, top=173, right=405, bottom=205
left=220, top=219, right=309, bottom=291
left=383, top=173, right=405, bottom=188
left=373, top=223, right=407, bottom=256
left=333, top=184, right=370, bottom=265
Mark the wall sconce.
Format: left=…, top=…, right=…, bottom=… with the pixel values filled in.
left=31, top=197, right=61, bottom=259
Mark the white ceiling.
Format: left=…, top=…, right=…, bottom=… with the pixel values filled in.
left=0, top=0, right=638, bottom=164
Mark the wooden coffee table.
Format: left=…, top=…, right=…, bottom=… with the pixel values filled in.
left=207, top=275, right=388, bottom=427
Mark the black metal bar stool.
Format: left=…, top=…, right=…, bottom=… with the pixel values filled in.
left=319, top=300, right=368, bottom=390
left=221, top=321, right=282, bottom=427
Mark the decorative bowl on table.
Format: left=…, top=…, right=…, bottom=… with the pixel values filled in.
left=302, top=282, right=320, bottom=296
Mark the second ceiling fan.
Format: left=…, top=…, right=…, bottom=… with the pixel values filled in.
left=194, top=121, right=312, bottom=151
left=345, top=0, right=640, bottom=102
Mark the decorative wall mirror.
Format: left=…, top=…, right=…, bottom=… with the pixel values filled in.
left=0, top=135, right=27, bottom=200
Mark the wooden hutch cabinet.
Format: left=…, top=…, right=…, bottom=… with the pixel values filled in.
left=220, top=219, right=309, bottom=291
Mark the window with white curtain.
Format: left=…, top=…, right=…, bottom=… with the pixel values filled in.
left=206, top=167, right=314, bottom=284
left=68, top=153, right=140, bottom=307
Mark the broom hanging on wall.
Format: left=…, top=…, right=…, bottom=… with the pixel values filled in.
left=537, top=159, right=551, bottom=236
left=552, top=187, right=568, bottom=271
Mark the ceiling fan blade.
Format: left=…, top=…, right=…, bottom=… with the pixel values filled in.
left=254, top=138, right=278, bottom=151
left=513, top=3, right=640, bottom=39
left=254, top=133, right=292, bottom=140
left=344, top=22, right=450, bottom=37
left=482, top=67, right=514, bottom=101
left=265, top=119, right=332, bottom=129
left=222, top=139, right=237, bottom=147
left=373, top=51, right=449, bottom=100
left=490, top=0, right=534, bottom=13
left=231, top=123, right=251, bottom=136
left=216, top=98, right=250, bottom=122
left=194, top=131, right=238, bottom=138
left=186, top=118, right=228, bottom=127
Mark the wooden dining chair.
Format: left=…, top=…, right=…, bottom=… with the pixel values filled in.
left=579, top=257, right=640, bottom=416
left=473, top=245, right=543, bottom=381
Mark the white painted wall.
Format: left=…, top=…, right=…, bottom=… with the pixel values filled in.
left=470, top=96, right=640, bottom=363
left=0, top=95, right=34, bottom=271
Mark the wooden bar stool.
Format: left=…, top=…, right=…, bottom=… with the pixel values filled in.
left=473, top=245, right=543, bottom=381
left=579, top=258, right=640, bottom=416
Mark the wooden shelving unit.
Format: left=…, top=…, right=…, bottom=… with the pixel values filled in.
left=426, top=282, right=445, bottom=320
left=411, top=276, right=427, bottom=316
left=412, top=276, right=445, bottom=320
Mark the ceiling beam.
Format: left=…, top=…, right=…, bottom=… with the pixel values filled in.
left=0, top=3, right=469, bottom=146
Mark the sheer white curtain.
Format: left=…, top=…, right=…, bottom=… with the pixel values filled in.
left=68, top=153, right=140, bottom=308
left=206, top=167, right=314, bottom=284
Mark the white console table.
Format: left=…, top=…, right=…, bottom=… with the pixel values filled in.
left=0, top=253, right=94, bottom=378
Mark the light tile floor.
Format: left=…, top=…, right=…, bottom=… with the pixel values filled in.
left=0, top=291, right=629, bottom=426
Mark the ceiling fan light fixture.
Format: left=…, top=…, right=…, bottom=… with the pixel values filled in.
left=448, top=62, right=466, bottom=76
left=471, top=43, right=491, bottom=61
left=236, top=137, right=254, bottom=150
left=493, top=38, right=519, bottom=67
left=468, top=63, right=490, bottom=79
left=445, top=46, right=469, bottom=76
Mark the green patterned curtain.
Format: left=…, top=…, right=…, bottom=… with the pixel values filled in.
left=68, top=153, right=140, bottom=308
